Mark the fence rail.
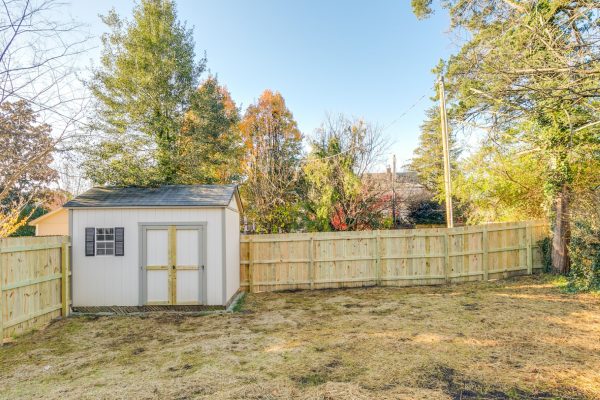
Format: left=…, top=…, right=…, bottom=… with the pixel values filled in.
left=0, top=222, right=549, bottom=340
left=240, top=221, right=549, bottom=293
left=0, top=236, right=70, bottom=343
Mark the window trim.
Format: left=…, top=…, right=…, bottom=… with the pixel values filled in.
left=95, top=227, right=115, bottom=256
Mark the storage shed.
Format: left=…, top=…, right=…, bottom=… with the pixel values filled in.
left=64, top=185, right=242, bottom=308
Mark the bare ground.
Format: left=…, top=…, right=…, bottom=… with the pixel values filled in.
left=1, top=275, right=599, bottom=399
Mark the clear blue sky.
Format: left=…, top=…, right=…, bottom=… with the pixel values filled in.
left=68, top=0, right=454, bottom=170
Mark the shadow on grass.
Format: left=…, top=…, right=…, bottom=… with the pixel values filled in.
left=420, top=364, right=584, bottom=400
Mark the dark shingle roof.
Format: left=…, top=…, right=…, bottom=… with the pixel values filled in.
left=64, top=185, right=239, bottom=208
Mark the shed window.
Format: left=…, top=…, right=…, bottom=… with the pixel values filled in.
left=96, top=228, right=115, bottom=255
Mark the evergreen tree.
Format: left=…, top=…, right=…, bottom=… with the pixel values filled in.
left=83, top=0, right=204, bottom=185
left=176, top=76, right=243, bottom=184
left=409, top=105, right=460, bottom=201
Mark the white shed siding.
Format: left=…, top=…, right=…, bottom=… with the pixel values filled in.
left=71, top=208, right=223, bottom=306
left=229, top=196, right=239, bottom=212
left=225, top=199, right=240, bottom=302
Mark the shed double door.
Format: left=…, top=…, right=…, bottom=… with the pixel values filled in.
left=144, top=225, right=204, bottom=305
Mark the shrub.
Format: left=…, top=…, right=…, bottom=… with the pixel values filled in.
left=538, top=237, right=552, bottom=273
left=566, top=220, right=600, bottom=292
left=405, top=199, right=445, bottom=225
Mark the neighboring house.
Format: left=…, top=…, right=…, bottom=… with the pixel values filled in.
left=29, top=207, right=68, bottom=236
left=63, top=184, right=242, bottom=308
left=366, top=170, right=430, bottom=223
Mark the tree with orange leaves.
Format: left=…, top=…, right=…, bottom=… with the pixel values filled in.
left=240, top=90, right=304, bottom=233
left=176, top=76, right=243, bottom=184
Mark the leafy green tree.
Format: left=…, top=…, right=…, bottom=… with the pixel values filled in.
left=411, top=0, right=433, bottom=19
left=413, top=0, right=600, bottom=273
left=453, top=144, right=548, bottom=223
left=84, top=0, right=204, bottom=185
left=176, top=76, right=243, bottom=184
left=239, top=90, right=304, bottom=233
left=304, top=115, right=388, bottom=231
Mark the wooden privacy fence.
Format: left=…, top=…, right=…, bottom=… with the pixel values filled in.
left=0, top=236, right=70, bottom=343
left=241, top=221, right=549, bottom=293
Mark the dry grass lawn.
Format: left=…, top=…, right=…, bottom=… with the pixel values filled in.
left=1, top=275, right=599, bottom=399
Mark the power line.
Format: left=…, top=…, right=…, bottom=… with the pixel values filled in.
left=300, top=92, right=431, bottom=164
left=382, top=92, right=429, bottom=132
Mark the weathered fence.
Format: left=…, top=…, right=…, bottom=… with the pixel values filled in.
left=0, top=236, right=70, bottom=343
left=241, top=221, right=549, bottom=293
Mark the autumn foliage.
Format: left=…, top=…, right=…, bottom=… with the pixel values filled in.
left=239, top=90, right=304, bottom=233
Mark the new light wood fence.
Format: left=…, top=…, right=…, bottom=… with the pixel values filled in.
left=0, top=236, right=70, bottom=343
left=241, top=221, right=549, bottom=293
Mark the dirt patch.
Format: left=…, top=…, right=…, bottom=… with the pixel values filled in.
left=1, top=275, right=599, bottom=399
left=419, top=364, right=581, bottom=399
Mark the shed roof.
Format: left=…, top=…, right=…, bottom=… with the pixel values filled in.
left=64, top=185, right=241, bottom=209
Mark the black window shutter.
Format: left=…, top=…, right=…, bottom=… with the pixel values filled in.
left=115, top=227, right=124, bottom=256
left=85, top=227, right=95, bottom=256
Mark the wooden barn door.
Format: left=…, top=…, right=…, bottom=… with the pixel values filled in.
left=144, top=225, right=203, bottom=305
left=173, top=227, right=202, bottom=305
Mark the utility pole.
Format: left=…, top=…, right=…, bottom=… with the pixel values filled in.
left=391, top=154, right=396, bottom=228
left=438, top=76, right=454, bottom=228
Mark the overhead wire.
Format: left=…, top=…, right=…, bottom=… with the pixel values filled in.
left=381, top=92, right=429, bottom=132
left=300, top=91, right=432, bottom=163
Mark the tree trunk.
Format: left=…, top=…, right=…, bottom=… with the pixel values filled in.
left=551, top=185, right=570, bottom=274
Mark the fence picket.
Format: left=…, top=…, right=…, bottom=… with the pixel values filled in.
left=482, top=226, right=489, bottom=281
left=444, top=233, right=450, bottom=283
left=526, top=222, right=533, bottom=275
left=241, top=221, right=549, bottom=293
left=1, top=236, right=70, bottom=344
left=309, top=236, right=314, bottom=290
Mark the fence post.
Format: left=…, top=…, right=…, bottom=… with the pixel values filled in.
left=526, top=222, right=533, bottom=275
left=0, top=243, right=3, bottom=346
left=248, top=237, right=254, bottom=293
left=482, top=226, right=489, bottom=281
left=309, top=236, right=314, bottom=290
left=444, top=232, right=450, bottom=283
left=375, top=231, right=381, bottom=286
left=61, top=241, right=69, bottom=317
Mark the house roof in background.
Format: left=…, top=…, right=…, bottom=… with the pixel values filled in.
left=63, top=185, right=241, bottom=210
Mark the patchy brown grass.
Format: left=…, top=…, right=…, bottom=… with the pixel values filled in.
left=1, top=275, right=599, bottom=399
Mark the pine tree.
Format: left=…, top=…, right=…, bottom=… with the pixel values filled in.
left=409, top=105, right=460, bottom=201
